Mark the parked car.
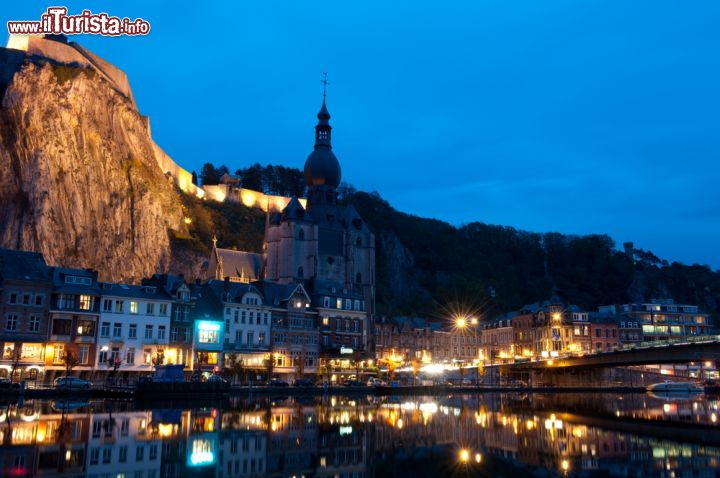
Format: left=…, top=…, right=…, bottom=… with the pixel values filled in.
left=293, top=378, right=315, bottom=387
left=207, top=374, right=228, bottom=384
left=343, top=379, right=366, bottom=387
left=269, top=378, right=289, bottom=387
left=54, top=377, right=91, bottom=390
left=367, top=378, right=386, bottom=387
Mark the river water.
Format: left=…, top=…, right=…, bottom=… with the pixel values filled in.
left=1, top=392, right=718, bottom=477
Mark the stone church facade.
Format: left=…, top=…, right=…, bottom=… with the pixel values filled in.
left=208, top=97, right=376, bottom=378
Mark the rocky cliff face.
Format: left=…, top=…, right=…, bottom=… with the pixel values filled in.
left=0, top=58, right=189, bottom=282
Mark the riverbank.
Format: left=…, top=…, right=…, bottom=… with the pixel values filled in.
left=0, top=383, right=669, bottom=401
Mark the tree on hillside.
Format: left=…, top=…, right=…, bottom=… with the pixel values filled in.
left=217, top=165, right=230, bottom=178
left=240, top=163, right=264, bottom=191
left=200, top=163, right=219, bottom=185
left=191, top=170, right=198, bottom=185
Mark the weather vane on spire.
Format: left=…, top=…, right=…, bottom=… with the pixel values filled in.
left=321, top=72, right=329, bottom=99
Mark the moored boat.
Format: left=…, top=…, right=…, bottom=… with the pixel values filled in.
left=646, top=380, right=703, bottom=394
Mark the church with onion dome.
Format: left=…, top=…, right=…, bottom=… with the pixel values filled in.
left=206, top=90, right=376, bottom=378
left=264, top=96, right=376, bottom=317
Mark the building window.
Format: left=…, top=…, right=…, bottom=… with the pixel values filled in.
left=103, top=299, right=112, bottom=312
left=29, top=315, right=41, bottom=333
left=126, top=347, right=135, bottom=365
left=52, top=344, right=65, bottom=364
left=336, top=298, right=342, bottom=309
left=79, top=295, right=93, bottom=311
left=170, top=327, right=178, bottom=342
left=159, top=304, right=168, bottom=316
left=323, top=296, right=330, bottom=308
left=115, top=300, right=124, bottom=313
left=129, top=324, right=137, bottom=339
left=145, top=325, right=153, bottom=339
left=98, top=349, right=108, bottom=365
left=79, top=345, right=89, bottom=364
left=113, top=323, right=122, bottom=337
left=258, top=332, right=265, bottom=345
left=322, top=317, right=329, bottom=326
left=158, top=326, right=166, bottom=340
left=59, top=295, right=75, bottom=309
left=247, top=332, right=254, bottom=346
left=297, top=266, right=304, bottom=278
left=146, top=303, right=155, bottom=315
left=298, top=229, right=305, bottom=240
left=100, top=322, right=110, bottom=337
left=130, top=301, right=139, bottom=314
left=8, top=292, right=17, bottom=304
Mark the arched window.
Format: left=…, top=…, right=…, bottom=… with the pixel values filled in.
left=356, top=272, right=362, bottom=284
left=297, top=266, right=304, bottom=278
left=298, top=229, right=305, bottom=240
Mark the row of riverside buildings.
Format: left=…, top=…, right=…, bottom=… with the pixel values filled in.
left=0, top=248, right=371, bottom=384
left=1, top=246, right=714, bottom=384
left=375, top=299, right=714, bottom=369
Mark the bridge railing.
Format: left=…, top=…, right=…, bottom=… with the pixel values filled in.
left=616, top=334, right=720, bottom=352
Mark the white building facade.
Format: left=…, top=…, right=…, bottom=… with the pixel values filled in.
left=96, top=284, right=173, bottom=377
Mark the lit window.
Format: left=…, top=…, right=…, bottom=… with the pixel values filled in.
left=79, top=295, right=93, bottom=311
left=130, top=302, right=139, bottom=314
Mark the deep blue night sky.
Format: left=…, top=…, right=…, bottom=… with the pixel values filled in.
left=3, top=2, right=719, bottom=268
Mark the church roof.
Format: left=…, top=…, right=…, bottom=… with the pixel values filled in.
left=281, top=196, right=307, bottom=221
left=211, top=248, right=263, bottom=282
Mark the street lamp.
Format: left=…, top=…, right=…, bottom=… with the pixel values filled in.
left=456, top=317, right=467, bottom=329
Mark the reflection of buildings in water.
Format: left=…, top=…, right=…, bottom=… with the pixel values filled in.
left=266, top=404, right=317, bottom=478
left=315, top=397, right=373, bottom=478
left=0, top=396, right=719, bottom=477
left=525, top=392, right=720, bottom=427
left=219, top=409, right=268, bottom=477
left=86, top=410, right=163, bottom=477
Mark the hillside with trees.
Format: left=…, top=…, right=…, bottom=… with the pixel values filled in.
left=182, top=163, right=720, bottom=321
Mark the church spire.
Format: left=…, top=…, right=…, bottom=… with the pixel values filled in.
left=315, top=72, right=332, bottom=148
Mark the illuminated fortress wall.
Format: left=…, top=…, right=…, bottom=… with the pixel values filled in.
left=5, top=35, right=299, bottom=211
left=204, top=184, right=307, bottom=212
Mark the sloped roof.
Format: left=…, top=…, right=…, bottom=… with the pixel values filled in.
left=0, top=248, right=50, bottom=282
left=212, top=248, right=263, bottom=281
left=205, top=280, right=262, bottom=303
left=251, top=280, right=310, bottom=307
left=98, top=283, right=173, bottom=301
left=280, top=196, right=307, bottom=221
